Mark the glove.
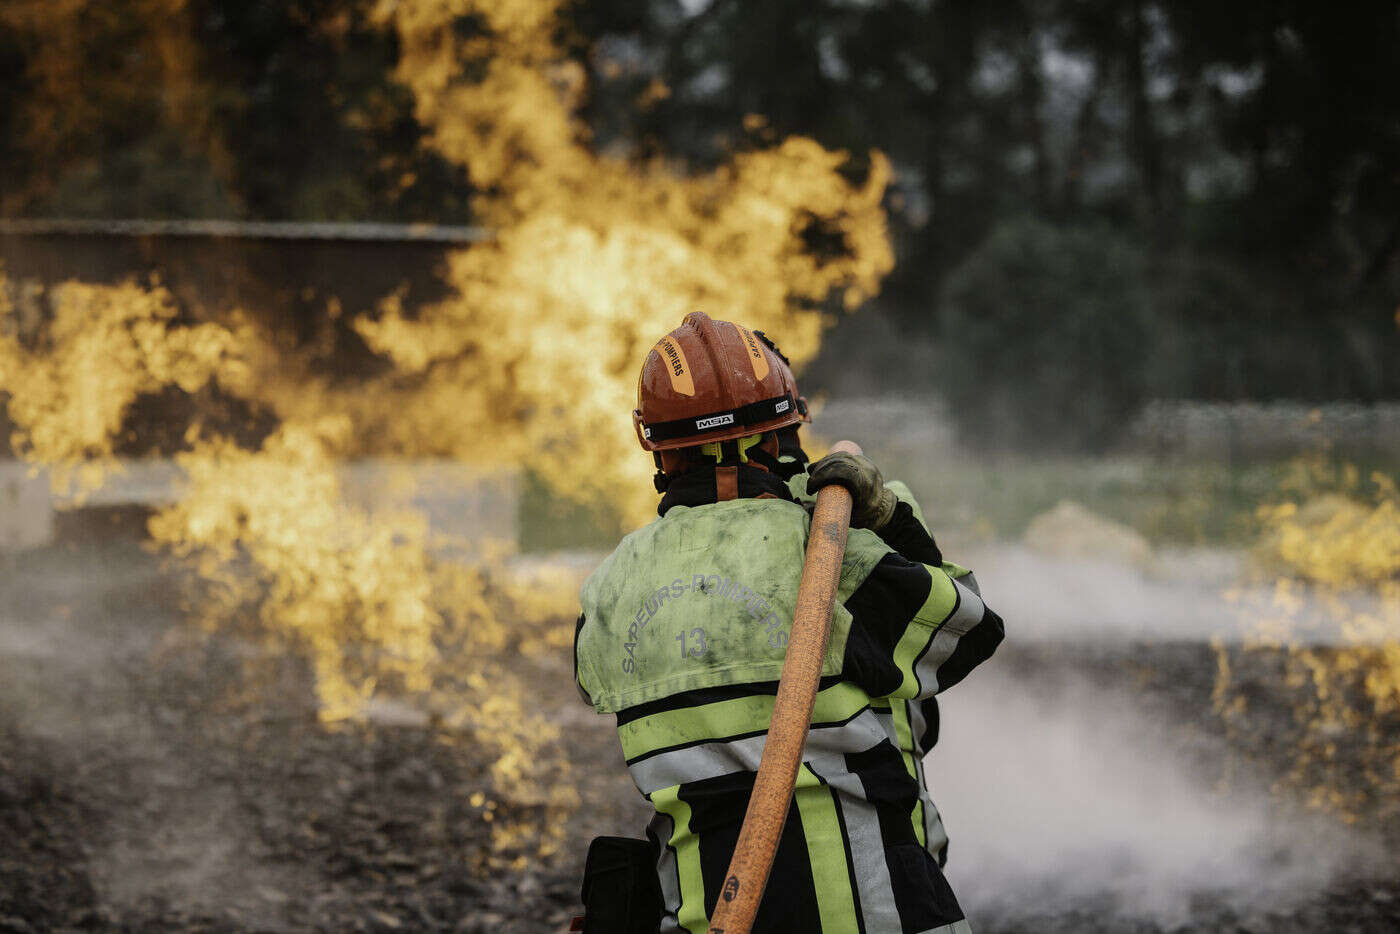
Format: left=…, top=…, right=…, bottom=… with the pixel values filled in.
left=806, top=451, right=898, bottom=530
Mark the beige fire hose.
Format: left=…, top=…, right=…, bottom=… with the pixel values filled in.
left=705, top=439, right=862, bottom=934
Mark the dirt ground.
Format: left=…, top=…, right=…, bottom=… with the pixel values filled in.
left=2, top=539, right=1398, bottom=933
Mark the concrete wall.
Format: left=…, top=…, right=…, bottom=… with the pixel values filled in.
left=339, top=460, right=520, bottom=554
left=0, top=458, right=519, bottom=553
left=0, top=462, right=54, bottom=549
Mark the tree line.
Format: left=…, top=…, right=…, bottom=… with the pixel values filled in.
left=2, top=1, right=1397, bottom=449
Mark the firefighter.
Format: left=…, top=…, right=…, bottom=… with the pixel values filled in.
left=574, top=312, right=1004, bottom=933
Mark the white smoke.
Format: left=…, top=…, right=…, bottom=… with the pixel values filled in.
left=929, top=661, right=1372, bottom=927
left=961, top=544, right=1379, bottom=646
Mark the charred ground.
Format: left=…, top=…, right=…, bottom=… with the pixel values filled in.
left=1, top=539, right=1397, bottom=933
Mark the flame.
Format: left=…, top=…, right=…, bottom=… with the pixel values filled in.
left=365, top=0, right=892, bottom=523
left=1217, top=458, right=1400, bottom=820
left=1, top=0, right=893, bottom=860
left=0, top=276, right=249, bottom=495
left=149, top=420, right=441, bottom=719
left=142, top=412, right=582, bottom=859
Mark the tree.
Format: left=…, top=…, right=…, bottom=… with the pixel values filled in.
left=936, top=217, right=1154, bottom=451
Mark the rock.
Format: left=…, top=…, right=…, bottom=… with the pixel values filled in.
left=456, top=911, right=504, bottom=932
left=370, top=909, right=403, bottom=929
left=1022, top=499, right=1152, bottom=566
left=364, top=698, right=431, bottom=729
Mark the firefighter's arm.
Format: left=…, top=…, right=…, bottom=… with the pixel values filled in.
left=809, top=452, right=1002, bottom=698
left=840, top=553, right=1004, bottom=701
left=880, top=479, right=982, bottom=596
left=895, top=561, right=1002, bottom=698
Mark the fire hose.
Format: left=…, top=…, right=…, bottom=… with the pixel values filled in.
left=705, top=440, right=862, bottom=934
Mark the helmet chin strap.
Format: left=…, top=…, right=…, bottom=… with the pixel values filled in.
left=715, top=440, right=742, bottom=501
left=716, top=465, right=740, bottom=501
left=653, top=452, right=670, bottom=493
left=709, top=436, right=784, bottom=500
left=743, top=445, right=784, bottom=475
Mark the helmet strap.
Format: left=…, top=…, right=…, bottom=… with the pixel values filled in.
left=715, top=465, right=739, bottom=501
left=652, top=452, right=670, bottom=493
left=712, top=441, right=741, bottom=500
left=744, top=445, right=784, bottom=475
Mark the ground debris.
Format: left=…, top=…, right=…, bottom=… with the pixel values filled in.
left=2, top=543, right=1397, bottom=931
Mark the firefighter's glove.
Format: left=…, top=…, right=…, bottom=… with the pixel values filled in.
left=806, top=452, right=898, bottom=530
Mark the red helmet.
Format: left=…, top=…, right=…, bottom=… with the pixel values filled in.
left=634, top=312, right=803, bottom=452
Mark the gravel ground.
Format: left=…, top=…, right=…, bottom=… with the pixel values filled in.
left=0, top=540, right=1396, bottom=932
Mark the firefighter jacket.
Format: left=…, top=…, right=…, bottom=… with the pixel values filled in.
left=575, top=465, right=1004, bottom=934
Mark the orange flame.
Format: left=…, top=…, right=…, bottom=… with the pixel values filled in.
left=1218, top=458, right=1400, bottom=820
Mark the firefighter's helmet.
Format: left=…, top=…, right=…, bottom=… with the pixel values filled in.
left=634, top=312, right=803, bottom=452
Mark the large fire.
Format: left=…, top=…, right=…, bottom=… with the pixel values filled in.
left=0, top=0, right=892, bottom=863
left=365, top=0, right=891, bottom=522
left=0, top=278, right=249, bottom=495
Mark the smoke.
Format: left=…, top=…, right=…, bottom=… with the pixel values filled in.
left=926, top=524, right=1387, bottom=924
left=929, top=657, right=1371, bottom=927
left=0, top=545, right=300, bottom=927
left=962, top=545, right=1382, bottom=646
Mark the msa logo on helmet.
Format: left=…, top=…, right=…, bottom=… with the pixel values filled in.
left=695, top=413, right=735, bottom=430
left=775, top=399, right=790, bottom=413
